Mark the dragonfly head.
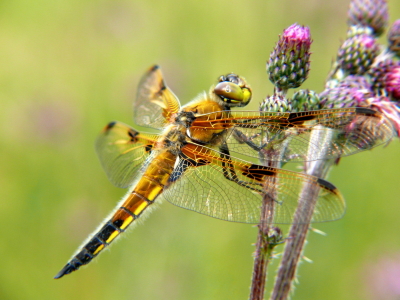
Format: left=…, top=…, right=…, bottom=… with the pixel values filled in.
left=213, top=74, right=252, bottom=108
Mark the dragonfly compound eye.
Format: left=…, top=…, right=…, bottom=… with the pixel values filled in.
left=225, top=73, right=241, bottom=85
left=214, top=81, right=252, bottom=107
left=218, top=75, right=227, bottom=82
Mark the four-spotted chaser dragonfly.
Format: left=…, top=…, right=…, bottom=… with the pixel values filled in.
left=55, top=65, right=393, bottom=279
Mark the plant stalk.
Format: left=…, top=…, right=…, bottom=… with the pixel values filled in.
left=270, top=127, right=335, bottom=300
left=249, top=150, right=283, bottom=300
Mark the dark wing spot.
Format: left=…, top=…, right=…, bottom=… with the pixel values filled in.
left=288, top=113, right=316, bottom=124
left=169, top=154, right=210, bottom=182
left=355, top=107, right=378, bottom=117
left=169, top=158, right=190, bottom=183
left=145, top=144, right=153, bottom=153
left=242, top=164, right=276, bottom=182
left=180, top=152, right=210, bottom=168
left=128, top=129, right=139, bottom=142
left=317, top=178, right=338, bottom=193
left=104, top=121, right=117, bottom=131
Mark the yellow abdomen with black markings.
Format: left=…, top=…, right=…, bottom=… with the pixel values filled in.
left=54, top=150, right=177, bottom=279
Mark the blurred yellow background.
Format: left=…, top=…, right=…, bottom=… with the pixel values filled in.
left=1, top=0, right=399, bottom=299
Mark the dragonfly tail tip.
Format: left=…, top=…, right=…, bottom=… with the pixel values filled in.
left=54, top=263, right=76, bottom=279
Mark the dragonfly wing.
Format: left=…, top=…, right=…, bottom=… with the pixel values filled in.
left=163, top=143, right=346, bottom=224
left=95, top=121, right=159, bottom=188
left=213, top=108, right=394, bottom=162
left=134, top=65, right=181, bottom=129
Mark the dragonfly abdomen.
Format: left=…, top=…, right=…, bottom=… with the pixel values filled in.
left=54, top=150, right=177, bottom=279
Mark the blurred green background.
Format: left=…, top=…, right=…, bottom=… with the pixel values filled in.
left=2, top=0, right=399, bottom=299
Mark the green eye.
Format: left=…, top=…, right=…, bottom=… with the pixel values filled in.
left=214, top=81, right=252, bottom=107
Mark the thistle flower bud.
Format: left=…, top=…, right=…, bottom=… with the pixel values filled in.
left=267, top=24, right=312, bottom=90
left=368, top=59, right=400, bottom=94
left=291, top=89, right=321, bottom=112
left=320, top=76, right=372, bottom=108
left=385, top=66, right=400, bottom=100
left=336, top=34, right=380, bottom=75
left=348, top=0, right=388, bottom=37
left=260, top=95, right=293, bottom=112
left=388, top=20, right=400, bottom=57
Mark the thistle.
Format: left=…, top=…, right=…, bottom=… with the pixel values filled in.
left=252, top=23, right=314, bottom=300
left=250, top=1, right=400, bottom=300
left=369, top=96, right=400, bottom=136
left=336, top=33, right=380, bottom=75
left=322, top=0, right=399, bottom=130
left=347, top=0, right=388, bottom=37
left=260, top=94, right=293, bottom=113
left=320, top=75, right=372, bottom=108
left=385, top=66, right=400, bottom=101
left=388, top=19, right=400, bottom=57
left=368, top=59, right=400, bottom=95
left=267, top=24, right=312, bottom=92
left=291, top=89, right=321, bottom=111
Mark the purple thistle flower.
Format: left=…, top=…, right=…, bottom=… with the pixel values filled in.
left=281, top=24, right=312, bottom=54
left=348, top=0, right=388, bottom=37
left=368, top=58, right=400, bottom=95
left=385, top=66, right=400, bottom=100
left=320, top=87, right=370, bottom=109
left=368, top=96, right=400, bottom=136
left=320, top=75, right=373, bottom=109
left=336, top=33, right=380, bottom=75
left=267, top=24, right=312, bottom=91
left=388, top=19, right=400, bottom=57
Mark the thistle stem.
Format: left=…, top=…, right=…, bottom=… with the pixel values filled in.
left=270, top=128, right=334, bottom=300
left=249, top=151, right=282, bottom=300
left=249, top=194, right=275, bottom=300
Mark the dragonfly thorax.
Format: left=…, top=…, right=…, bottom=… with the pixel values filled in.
left=160, top=126, right=188, bottom=155
left=174, top=111, right=196, bottom=128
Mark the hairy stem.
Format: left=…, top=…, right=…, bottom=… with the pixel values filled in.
left=249, top=195, right=275, bottom=300
left=270, top=127, right=335, bottom=300
left=249, top=150, right=283, bottom=300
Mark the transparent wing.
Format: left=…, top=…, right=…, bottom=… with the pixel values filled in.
left=163, top=143, right=345, bottom=224
left=134, top=65, right=181, bottom=129
left=190, top=107, right=394, bottom=162
left=95, top=121, right=159, bottom=188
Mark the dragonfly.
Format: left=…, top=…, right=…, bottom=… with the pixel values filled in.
left=54, top=65, right=394, bottom=279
